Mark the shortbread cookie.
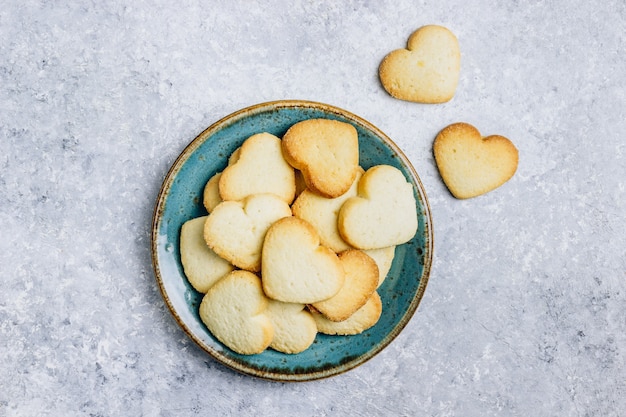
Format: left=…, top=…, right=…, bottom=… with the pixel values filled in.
left=262, top=217, right=345, bottom=304
left=266, top=300, right=317, bottom=354
left=204, top=193, right=292, bottom=272
left=203, top=172, right=223, bottom=213
left=363, top=246, right=396, bottom=288
left=311, top=250, right=379, bottom=322
left=199, top=270, right=274, bottom=355
left=219, top=132, right=296, bottom=204
left=379, top=25, right=461, bottom=103
left=282, top=119, right=359, bottom=198
left=180, top=216, right=234, bottom=293
left=312, top=291, right=382, bottom=335
left=338, top=165, right=418, bottom=249
left=433, top=122, right=518, bottom=199
left=291, top=167, right=364, bottom=253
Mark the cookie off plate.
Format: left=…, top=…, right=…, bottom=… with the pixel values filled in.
left=151, top=100, right=433, bottom=381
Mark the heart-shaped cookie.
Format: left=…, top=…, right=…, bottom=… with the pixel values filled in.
left=311, top=249, right=379, bottom=322
left=179, top=216, right=234, bottom=293
left=433, top=122, right=519, bottom=199
left=199, top=270, right=274, bottom=355
left=281, top=118, right=359, bottom=198
left=204, top=193, right=292, bottom=272
left=338, top=165, right=418, bottom=250
left=266, top=300, right=317, bottom=354
left=379, top=25, right=460, bottom=103
left=262, top=217, right=345, bottom=304
left=219, top=132, right=296, bottom=204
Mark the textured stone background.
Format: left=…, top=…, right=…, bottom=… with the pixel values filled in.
left=1, top=1, right=624, bottom=416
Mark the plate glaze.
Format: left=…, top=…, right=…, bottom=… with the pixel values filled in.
left=151, top=100, right=433, bottom=381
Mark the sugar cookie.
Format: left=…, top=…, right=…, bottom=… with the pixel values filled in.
left=204, top=193, right=291, bottom=272
left=262, top=217, right=345, bottom=304
left=379, top=25, right=461, bottom=103
left=180, top=216, right=234, bottom=293
left=199, top=270, right=274, bottom=355
left=282, top=119, right=359, bottom=198
left=433, top=122, right=518, bottom=199
left=266, top=300, right=317, bottom=354
left=219, top=132, right=296, bottom=204
left=338, top=165, right=417, bottom=249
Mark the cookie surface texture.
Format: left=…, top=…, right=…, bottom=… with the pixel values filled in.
left=203, top=193, right=292, bottom=272
left=291, top=167, right=363, bottom=253
left=261, top=217, right=345, bottom=304
left=433, top=122, right=519, bottom=199
left=312, top=291, right=383, bottom=335
left=179, top=216, right=234, bottom=293
left=379, top=25, right=460, bottom=103
left=266, top=300, right=317, bottom=354
left=199, top=270, right=274, bottom=355
left=363, top=246, right=396, bottom=288
left=281, top=118, right=359, bottom=198
left=219, top=132, right=296, bottom=204
left=338, top=165, right=418, bottom=249
left=311, top=249, right=379, bottom=322
left=202, top=172, right=223, bottom=213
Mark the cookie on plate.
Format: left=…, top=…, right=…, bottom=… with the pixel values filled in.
left=199, top=270, right=274, bottom=355
left=219, top=132, right=296, bottom=204
left=266, top=300, right=317, bottom=354
left=180, top=216, right=234, bottom=293
left=311, top=249, right=379, bottom=322
left=262, top=217, right=345, bottom=304
left=312, top=291, right=383, bottom=335
left=204, top=193, right=291, bottom=272
left=282, top=119, right=359, bottom=198
left=433, top=122, right=518, bottom=199
left=379, top=25, right=461, bottom=103
left=338, top=164, right=418, bottom=249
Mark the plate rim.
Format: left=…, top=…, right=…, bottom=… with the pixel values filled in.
left=150, top=99, right=434, bottom=381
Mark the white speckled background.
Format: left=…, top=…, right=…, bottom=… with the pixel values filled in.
left=1, top=1, right=624, bottom=416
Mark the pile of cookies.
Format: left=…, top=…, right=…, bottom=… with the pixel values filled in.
left=180, top=118, right=418, bottom=355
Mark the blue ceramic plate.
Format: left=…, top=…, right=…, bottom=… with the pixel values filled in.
left=151, top=100, right=433, bottom=381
